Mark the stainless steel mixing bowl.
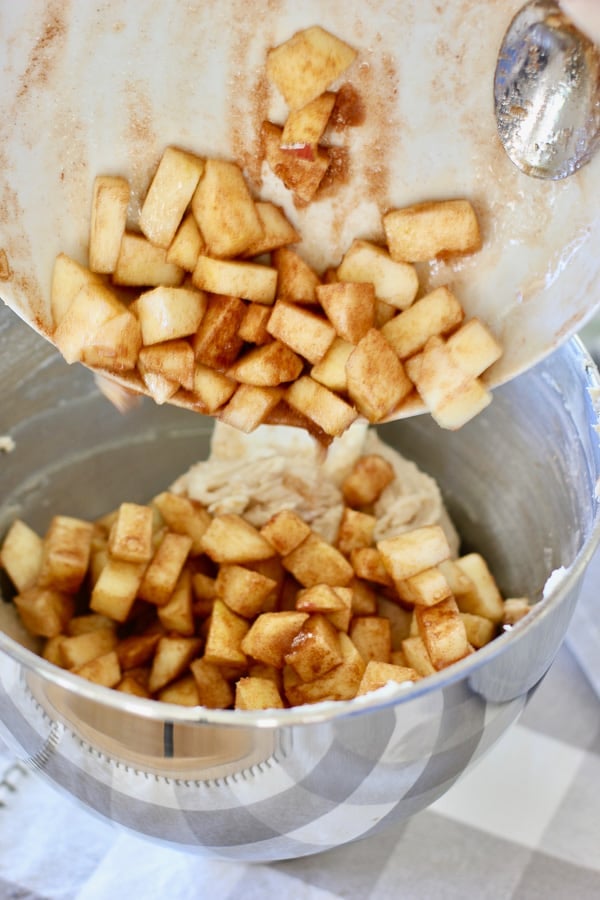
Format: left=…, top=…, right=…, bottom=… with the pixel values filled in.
left=1, top=305, right=599, bottom=862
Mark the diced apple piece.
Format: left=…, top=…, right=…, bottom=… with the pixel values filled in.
left=383, top=199, right=481, bottom=262
left=219, top=385, right=284, bottom=433
left=74, top=650, right=121, bottom=688
left=281, top=91, right=336, bottom=153
left=192, top=255, right=277, bottom=304
left=260, top=510, right=311, bottom=556
left=235, top=676, right=284, bottom=710
left=116, top=633, right=161, bottom=670
left=136, top=286, right=206, bottom=346
left=140, top=372, right=179, bottom=405
left=286, top=376, right=357, bottom=437
left=38, top=516, right=93, bottom=593
left=50, top=254, right=103, bottom=327
left=113, top=232, right=185, bottom=286
left=503, top=597, right=532, bottom=626
left=0, top=520, right=43, bottom=592
left=262, top=121, right=330, bottom=203
left=377, top=595, right=412, bottom=647
left=266, top=26, right=357, bottom=110
left=316, top=281, right=375, bottom=343
left=116, top=675, right=151, bottom=698
left=14, top=587, right=75, bottom=638
left=237, top=302, right=272, bottom=345
left=60, top=627, right=118, bottom=669
left=342, top=454, right=395, bottom=507
left=356, top=660, right=419, bottom=695
left=227, top=341, right=303, bottom=386
left=203, top=599, right=249, bottom=668
left=350, top=547, right=394, bottom=586
left=157, top=674, right=200, bottom=706
left=138, top=340, right=195, bottom=391
left=151, top=492, right=211, bottom=555
left=90, top=558, right=146, bottom=622
left=81, top=311, right=142, bottom=372
left=345, top=329, right=412, bottom=422
left=381, top=286, right=464, bottom=359
left=148, top=635, right=202, bottom=693
left=445, top=318, right=503, bottom=378
left=337, top=239, right=419, bottom=310
left=89, top=175, right=130, bottom=274
left=415, top=597, right=470, bottom=670
left=53, top=282, right=126, bottom=364
left=284, top=613, right=343, bottom=681
left=377, top=525, right=451, bottom=582
left=283, top=632, right=365, bottom=704
left=166, top=212, right=206, bottom=271
left=201, top=514, right=275, bottom=564
left=272, top=247, right=321, bottom=305
left=138, top=532, right=193, bottom=606
left=454, top=553, right=505, bottom=623
left=158, top=568, right=195, bottom=635
left=192, top=294, right=246, bottom=369
left=395, top=566, right=453, bottom=607
left=296, top=583, right=352, bottom=632
left=190, top=657, right=234, bottom=709
left=191, top=364, right=237, bottom=413
left=191, top=158, right=263, bottom=258
left=401, top=635, right=436, bottom=676
left=139, top=146, right=205, bottom=248
left=241, top=202, right=300, bottom=258
left=310, top=337, right=353, bottom=393
left=267, top=301, right=336, bottom=363
left=282, top=531, right=354, bottom=587
left=215, top=564, right=277, bottom=618
left=109, top=502, right=154, bottom=564
left=241, top=611, right=309, bottom=668
left=460, top=612, right=496, bottom=648
left=349, top=616, right=392, bottom=663
left=336, top=508, right=376, bottom=555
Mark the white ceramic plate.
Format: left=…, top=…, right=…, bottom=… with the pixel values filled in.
left=0, top=0, right=599, bottom=414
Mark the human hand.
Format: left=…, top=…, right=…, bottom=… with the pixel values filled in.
left=560, top=0, right=600, bottom=44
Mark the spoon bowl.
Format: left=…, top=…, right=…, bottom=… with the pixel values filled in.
left=495, top=0, right=600, bottom=179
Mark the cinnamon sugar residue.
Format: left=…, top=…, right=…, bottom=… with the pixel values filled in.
left=16, top=1, right=69, bottom=102
left=318, top=146, right=351, bottom=197
left=329, top=83, right=366, bottom=129
left=0, top=250, right=11, bottom=281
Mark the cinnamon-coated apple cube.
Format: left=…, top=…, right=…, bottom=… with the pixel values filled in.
left=66, top=614, right=115, bottom=637
left=157, top=674, right=200, bottom=706
left=201, top=514, right=275, bottom=564
left=192, top=294, right=246, bottom=369
left=50, top=253, right=103, bottom=327
left=116, top=633, right=161, bottom=670
left=351, top=578, right=378, bottom=616
left=235, top=676, right=285, bottom=710
left=138, top=532, right=192, bottom=606
left=310, top=337, right=353, bottom=393
left=141, top=372, right=180, bottom=405
left=260, top=509, right=311, bottom=556
left=381, top=286, right=464, bottom=359
left=74, top=650, right=121, bottom=688
left=191, top=158, right=263, bottom=258
left=192, top=256, right=277, bottom=305
left=60, top=627, right=118, bottom=669
left=203, top=599, right=249, bottom=668
left=113, top=233, right=185, bottom=286
left=151, top=492, right=211, bottom=555
left=295, top=583, right=353, bottom=632
left=459, top=612, right=496, bottom=648
left=0, top=520, right=43, bottom=592
left=116, top=675, right=151, bottom=698
left=336, top=507, right=376, bottom=555
left=282, top=532, right=354, bottom=588
left=262, top=121, right=330, bottom=203
left=227, top=341, right=303, bottom=386
left=395, top=566, right=452, bottom=607
left=53, top=282, right=127, bottom=364
left=215, top=564, right=278, bottom=618
left=137, top=340, right=195, bottom=391
left=342, top=454, right=395, bottom=507
left=350, top=615, right=392, bottom=663
left=437, top=558, right=475, bottom=598
left=337, top=239, right=419, bottom=310
left=90, top=558, right=146, bottom=623
left=316, top=281, right=375, bottom=343
left=166, top=212, right=206, bottom=271
left=284, top=613, right=343, bottom=681
left=241, top=202, right=300, bottom=258
left=42, top=636, right=66, bottom=668
left=136, top=286, right=206, bottom=346
left=345, top=329, right=412, bottom=422
left=286, top=376, right=357, bottom=437
left=272, top=247, right=320, bottom=305
left=190, top=657, right=234, bottom=709
left=415, top=597, right=469, bottom=670
left=237, top=302, right=273, bottom=345
left=350, top=547, right=394, bottom=587
left=356, top=660, right=420, bottom=696
left=148, top=635, right=202, bottom=693
left=401, top=635, right=436, bottom=676
left=81, top=311, right=142, bottom=372
left=431, top=377, right=492, bottom=430
left=14, top=587, right=75, bottom=638
left=266, top=26, right=357, bottom=110
left=241, top=611, right=309, bottom=668
left=281, top=91, right=337, bottom=154
left=377, top=525, right=451, bottom=583
left=89, top=175, right=130, bottom=274
left=375, top=300, right=397, bottom=328
left=267, top=301, right=335, bottom=364
left=383, top=199, right=481, bottom=263
left=191, top=363, right=237, bottom=413
left=283, top=631, right=365, bottom=704
left=109, top=502, right=154, bottom=564
left=445, top=318, right=503, bottom=378
left=219, top=384, right=284, bottom=433
left=454, top=553, right=505, bottom=623
left=503, top=597, right=532, bottom=626
left=157, top=568, right=195, bottom=635
left=140, top=147, right=205, bottom=249
left=37, top=516, right=93, bottom=593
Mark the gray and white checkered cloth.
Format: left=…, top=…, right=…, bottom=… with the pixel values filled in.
left=1, top=615, right=598, bottom=899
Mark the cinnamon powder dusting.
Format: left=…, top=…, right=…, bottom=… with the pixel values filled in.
left=329, top=83, right=366, bottom=130
left=0, top=250, right=11, bottom=281
left=16, top=2, right=69, bottom=102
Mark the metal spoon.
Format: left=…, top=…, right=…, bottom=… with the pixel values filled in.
left=494, top=0, right=600, bottom=179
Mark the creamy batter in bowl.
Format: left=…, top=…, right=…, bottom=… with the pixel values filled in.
left=0, top=309, right=599, bottom=861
